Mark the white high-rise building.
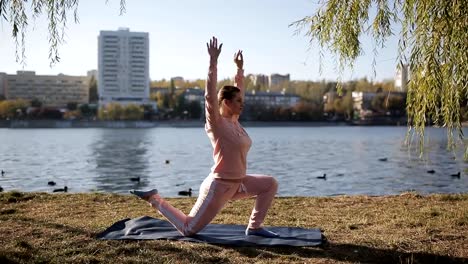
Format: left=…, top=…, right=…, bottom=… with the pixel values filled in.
left=98, top=28, right=150, bottom=107
left=395, top=64, right=409, bottom=91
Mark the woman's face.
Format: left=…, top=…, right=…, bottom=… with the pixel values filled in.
left=224, top=92, right=243, bottom=115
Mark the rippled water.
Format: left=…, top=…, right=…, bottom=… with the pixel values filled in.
left=0, top=126, right=466, bottom=197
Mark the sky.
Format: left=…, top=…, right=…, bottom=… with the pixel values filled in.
left=0, top=0, right=401, bottom=81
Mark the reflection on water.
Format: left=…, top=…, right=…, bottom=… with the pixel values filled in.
left=0, top=126, right=466, bottom=196
left=92, top=129, right=150, bottom=192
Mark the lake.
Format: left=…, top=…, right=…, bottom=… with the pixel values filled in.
left=0, top=126, right=466, bottom=197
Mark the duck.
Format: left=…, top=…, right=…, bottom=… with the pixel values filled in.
left=53, top=186, right=68, bottom=193
left=130, top=176, right=140, bottom=182
left=1, top=170, right=4, bottom=176
left=450, top=172, right=461, bottom=178
left=316, top=173, right=327, bottom=180
left=165, top=160, right=170, bottom=164
left=378, top=158, right=388, bottom=162
left=48, top=181, right=56, bottom=186
left=178, top=188, right=192, bottom=197
left=427, top=169, right=436, bottom=174
left=0, top=186, right=3, bottom=192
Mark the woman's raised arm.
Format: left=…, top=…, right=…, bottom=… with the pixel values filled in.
left=205, top=37, right=222, bottom=124
left=234, top=50, right=244, bottom=98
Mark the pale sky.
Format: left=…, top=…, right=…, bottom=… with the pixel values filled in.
left=0, top=0, right=400, bottom=81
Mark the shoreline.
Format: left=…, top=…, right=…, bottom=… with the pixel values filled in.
left=0, top=119, right=411, bottom=128
left=1, top=119, right=465, bottom=129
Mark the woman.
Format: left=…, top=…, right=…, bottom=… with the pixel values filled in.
left=131, top=36, right=278, bottom=238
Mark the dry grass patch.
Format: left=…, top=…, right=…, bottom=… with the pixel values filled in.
left=0, top=191, right=467, bottom=263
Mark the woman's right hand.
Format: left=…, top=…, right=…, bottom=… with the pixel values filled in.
left=207, top=36, right=222, bottom=61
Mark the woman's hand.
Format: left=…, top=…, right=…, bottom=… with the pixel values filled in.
left=234, top=50, right=243, bottom=69
left=207, top=36, right=222, bottom=61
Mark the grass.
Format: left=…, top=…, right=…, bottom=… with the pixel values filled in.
left=0, top=191, right=467, bottom=263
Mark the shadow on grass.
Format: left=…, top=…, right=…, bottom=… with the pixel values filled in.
left=231, top=242, right=468, bottom=263
left=11, top=216, right=90, bottom=236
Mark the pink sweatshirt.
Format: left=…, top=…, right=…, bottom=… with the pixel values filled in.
left=204, top=60, right=252, bottom=180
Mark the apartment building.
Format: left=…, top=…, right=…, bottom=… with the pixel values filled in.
left=246, top=90, right=300, bottom=108
left=269, top=73, right=290, bottom=87
left=248, top=74, right=269, bottom=88
left=395, top=64, right=409, bottom=91
left=98, top=28, right=151, bottom=107
left=0, top=71, right=88, bottom=107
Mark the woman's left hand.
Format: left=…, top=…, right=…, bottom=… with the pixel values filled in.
left=234, top=50, right=243, bottom=69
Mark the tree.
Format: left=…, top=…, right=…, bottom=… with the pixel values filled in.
left=293, top=0, right=467, bottom=159
left=66, top=102, right=78, bottom=111
left=0, top=99, right=28, bottom=119
left=30, top=98, right=42, bottom=108
left=0, top=0, right=126, bottom=65
left=88, top=75, right=98, bottom=103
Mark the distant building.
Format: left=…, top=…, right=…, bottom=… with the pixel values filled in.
left=245, top=90, right=300, bottom=108
left=352, top=91, right=377, bottom=116
left=323, top=91, right=338, bottom=105
left=352, top=91, right=406, bottom=119
left=0, top=71, right=89, bottom=107
left=395, top=64, right=409, bottom=91
left=269, top=73, right=290, bottom=87
left=249, top=74, right=269, bottom=88
left=183, top=87, right=204, bottom=103
left=98, top=28, right=152, bottom=108
left=171, top=76, right=184, bottom=82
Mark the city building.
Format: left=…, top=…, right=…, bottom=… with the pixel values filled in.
left=248, top=74, right=269, bottom=88
left=323, top=91, right=338, bottom=105
left=0, top=71, right=89, bottom=107
left=171, top=76, right=184, bottom=82
left=98, top=28, right=152, bottom=108
left=245, top=90, right=300, bottom=108
left=351, top=91, right=377, bottom=117
left=183, top=87, right=204, bottom=103
left=352, top=91, right=407, bottom=119
left=395, top=64, right=409, bottom=91
left=269, top=73, right=290, bottom=87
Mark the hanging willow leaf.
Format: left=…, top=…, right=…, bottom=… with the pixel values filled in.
left=0, top=0, right=126, bottom=66
left=292, top=0, right=467, bottom=160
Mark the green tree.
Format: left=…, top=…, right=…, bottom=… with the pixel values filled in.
left=0, top=0, right=126, bottom=65
left=79, top=104, right=94, bottom=117
left=293, top=0, right=467, bottom=158
left=30, top=98, right=42, bottom=108
left=123, top=104, right=144, bottom=120
left=186, top=101, right=202, bottom=119
left=66, top=102, right=78, bottom=111
left=150, top=79, right=170, bottom=88
left=88, top=76, right=98, bottom=103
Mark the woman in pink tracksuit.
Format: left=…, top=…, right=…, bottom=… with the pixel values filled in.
left=131, top=36, right=279, bottom=238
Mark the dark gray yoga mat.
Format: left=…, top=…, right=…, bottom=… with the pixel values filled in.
left=97, top=216, right=324, bottom=247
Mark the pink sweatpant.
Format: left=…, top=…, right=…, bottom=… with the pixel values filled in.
left=151, top=174, right=278, bottom=236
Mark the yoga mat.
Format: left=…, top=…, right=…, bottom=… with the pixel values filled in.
left=98, top=216, right=324, bottom=247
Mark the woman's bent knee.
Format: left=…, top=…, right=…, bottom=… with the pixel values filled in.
left=270, top=176, right=279, bottom=192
